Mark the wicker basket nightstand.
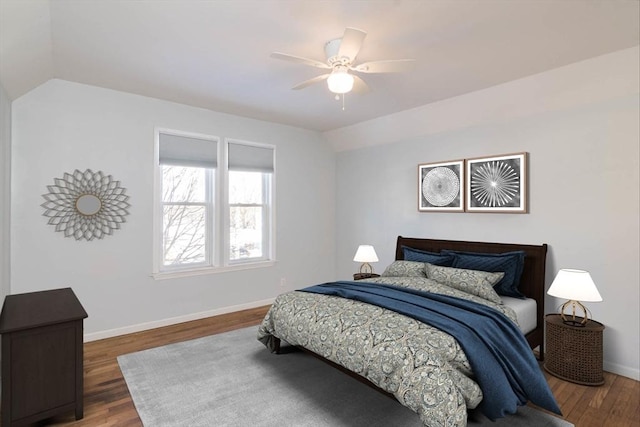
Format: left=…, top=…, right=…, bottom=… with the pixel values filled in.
left=544, top=314, right=604, bottom=386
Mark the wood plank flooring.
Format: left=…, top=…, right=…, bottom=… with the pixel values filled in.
left=27, top=306, right=639, bottom=427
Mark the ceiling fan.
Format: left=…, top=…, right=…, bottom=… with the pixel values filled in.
left=271, top=27, right=415, bottom=96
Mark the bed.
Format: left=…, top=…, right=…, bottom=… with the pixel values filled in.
left=257, top=236, right=556, bottom=426
left=391, top=236, right=548, bottom=355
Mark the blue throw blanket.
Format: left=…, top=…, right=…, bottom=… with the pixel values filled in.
left=300, top=281, right=561, bottom=420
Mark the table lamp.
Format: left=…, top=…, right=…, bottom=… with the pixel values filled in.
left=353, top=245, right=379, bottom=274
left=547, top=269, right=602, bottom=326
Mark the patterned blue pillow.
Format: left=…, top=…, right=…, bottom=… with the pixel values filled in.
left=443, top=250, right=526, bottom=298
left=402, top=246, right=455, bottom=266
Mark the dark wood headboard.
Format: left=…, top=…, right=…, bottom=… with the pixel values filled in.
left=395, top=236, right=548, bottom=356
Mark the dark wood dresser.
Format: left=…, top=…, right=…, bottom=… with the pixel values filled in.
left=0, top=288, right=88, bottom=426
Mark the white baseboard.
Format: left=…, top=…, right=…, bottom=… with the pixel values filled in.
left=604, top=360, right=640, bottom=381
left=83, top=298, right=275, bottom=342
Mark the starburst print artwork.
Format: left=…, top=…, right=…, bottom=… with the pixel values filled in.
left=466, top=153, right=528, bottom=213
left=41, top=169, right=130, bottom=240
left=470, top=161, right=520, bottom=207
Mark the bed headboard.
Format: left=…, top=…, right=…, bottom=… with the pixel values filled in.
left=395, top=236, right=548, bottom=354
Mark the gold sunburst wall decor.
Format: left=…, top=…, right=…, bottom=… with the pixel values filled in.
left=41, top=169, right=130, bottom=241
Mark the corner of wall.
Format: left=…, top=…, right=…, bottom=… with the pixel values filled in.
left=0, top=81, right=11, bottom=301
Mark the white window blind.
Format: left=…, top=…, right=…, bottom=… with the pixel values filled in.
left=159, top=133, right=218, bottom=168
left=228, top=142, right=274, bottom=172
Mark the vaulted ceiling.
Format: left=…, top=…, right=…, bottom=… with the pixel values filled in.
left=1, top=0, right=638, bottom=132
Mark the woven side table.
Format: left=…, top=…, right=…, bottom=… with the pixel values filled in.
left=544, top=314, right=604, bottom=385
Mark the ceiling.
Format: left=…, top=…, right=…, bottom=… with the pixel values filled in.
left=1, top=0, right=638, bottom=132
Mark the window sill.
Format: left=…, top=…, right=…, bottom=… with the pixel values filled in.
left=152, top=260, right=276, bottom=280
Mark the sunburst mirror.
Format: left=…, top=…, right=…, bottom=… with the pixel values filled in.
left=41, top=169, right=130, bottom=241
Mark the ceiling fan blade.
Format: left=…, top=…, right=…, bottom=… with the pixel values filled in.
left=352, top=59, right=416, bottom=73
left=292, top=74, right=330, bottom=90
left=338, top=27, right=367, bottom=61
left=271, top=52, right=330, bottom=69
left=352, top=75, right=371, bottom=94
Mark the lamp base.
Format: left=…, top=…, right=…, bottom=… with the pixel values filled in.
left=359, top=263, right=373, bottom=274
left=559, top=300, right=590, bottom=327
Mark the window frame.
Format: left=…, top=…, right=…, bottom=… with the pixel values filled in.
left=153, top=130, right=275, bottom=279
left=226, top=169, right=272, bottom=266
left=159, top=167, right=215, bottom=272
left=225, top=138, right=275, bottom=267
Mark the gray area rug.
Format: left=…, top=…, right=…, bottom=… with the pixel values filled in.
left=118, top=326, right=573, bottom=427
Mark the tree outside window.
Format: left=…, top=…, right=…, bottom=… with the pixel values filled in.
left=229, top=171, right=266, bottom=261
left=161, top=166, right=209, bottom=266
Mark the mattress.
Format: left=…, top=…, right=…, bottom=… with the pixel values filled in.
left=502, top=296, right=537, bottom=334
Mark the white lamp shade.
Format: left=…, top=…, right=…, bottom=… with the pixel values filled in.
left=327, top=69, right=354, bottom=94
left=547, top=269, right=602, bottom=302
left=353, top=245, right=379, bottom=263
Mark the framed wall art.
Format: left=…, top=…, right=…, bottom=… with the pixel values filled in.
left=465, top=152, right=528, bottom=213
left=418, top=159, right=464, bottom=212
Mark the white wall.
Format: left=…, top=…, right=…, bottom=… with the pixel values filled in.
left=0, top=82, right=10, bottom=302
left=11, top=79, right=336, bottom=337
left=332, top=47, right=640, bottom=380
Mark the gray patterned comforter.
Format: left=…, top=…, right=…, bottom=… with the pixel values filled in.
left=257, top=277, right=519, bottom=427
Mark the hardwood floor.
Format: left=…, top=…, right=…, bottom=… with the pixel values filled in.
left=544, top=369, right=639, bottom=426
left=42, top=306, right=270, bottom=427
left=26, top=306, right=639, bottom=427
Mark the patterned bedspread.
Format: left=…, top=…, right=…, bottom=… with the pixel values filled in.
left=257, top=276, right=519, bottom=427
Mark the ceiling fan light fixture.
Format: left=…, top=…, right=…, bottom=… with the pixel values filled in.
left=327, top=69, right=354, bottom=94
left=272, top=27, right=415, bottom=97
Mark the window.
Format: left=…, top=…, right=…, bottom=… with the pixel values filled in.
left=161, top=166, right=212, bottom=267
left=229, top=171, right=265, bottom=260
left=227, top=141, right=273, bottom=263
left=154, top=131, right=274, bottom=277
